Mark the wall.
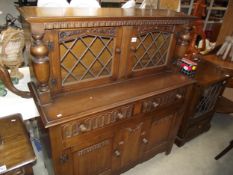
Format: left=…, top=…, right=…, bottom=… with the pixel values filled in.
left=0, top=0, right=20, bottom=25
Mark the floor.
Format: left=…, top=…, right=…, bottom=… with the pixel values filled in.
left=32, top=113, right=233, bottom=175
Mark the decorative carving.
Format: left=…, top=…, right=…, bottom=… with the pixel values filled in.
left=77, top=140, right=110, bottom=156
left=142, top=88, right=186, bottom=113
left=62, top=105, right=134, bottom=138
left=175, top=25, right=192, bottom=58
left=30, top=33, right=50, bottom=92
left=59, top=28, right=117, bottom=42
left=44, top=19, right=191, bottom=30
left=125, top=122, right=143, bottom=133
left=135, top=25, right=174, bottom=35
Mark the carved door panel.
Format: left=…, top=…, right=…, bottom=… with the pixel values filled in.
left=127, top=25, right=175, bottom=77
left=50, top=27, right=122, bottom=93
left=112, top=118, right=150, bottom=172
left=71, top=138, right=113, bottom=175
left=146, top=110, right=177, bottom=154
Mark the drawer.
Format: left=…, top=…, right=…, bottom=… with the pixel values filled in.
left=142, top=88, right=186, bottom=113
left=62, top=104, right=134, bottom=139
left=186, top=118, right=211, bottom=140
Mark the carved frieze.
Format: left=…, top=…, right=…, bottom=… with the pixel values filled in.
left=135, top=25, right=174, bottom=35
left=59, top=27, right=117, bottom=42
left=62, top=104, right=134, bottom=139
left=44, top=19, right=191, bottom=30
left=77, top=140, right=110, bottom=156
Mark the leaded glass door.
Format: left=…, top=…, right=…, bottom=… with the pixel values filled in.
left=51, top=27, right=121, bottom=92
left=128, top=25, right=175, bottom=77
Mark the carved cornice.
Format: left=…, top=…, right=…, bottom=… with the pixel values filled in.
left=44, top=19, right=191, bottom=30
left=59, top=27, right=117, bottom=42
left=136, top=25, right=174, bottom=35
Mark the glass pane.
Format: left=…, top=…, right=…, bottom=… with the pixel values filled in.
left=60, top=34, right=114, bottom=85
left=132, top=31, right=171, bottom=71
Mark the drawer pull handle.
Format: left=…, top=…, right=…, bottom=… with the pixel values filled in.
left=152, top=102, right=159, bottom=108
left=115, top=48, right=121, bottom=53
left=176, top=94, right=182, bottom=99
left=117, top=113, right=124, bottom=119
left=142, top=138, right=148, bottom=144
left=114, top=150, right=121, bottom=157
left=79, top=124, right=88, bottom=132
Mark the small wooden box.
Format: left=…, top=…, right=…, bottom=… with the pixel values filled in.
left=0, top=114, right=36, bottom=175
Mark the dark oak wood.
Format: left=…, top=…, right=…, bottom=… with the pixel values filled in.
left=0, top=114, right=36, bottom=175
left=19, top=7, right=196, bottom=175
left=202, top=54, right=233, bottom=112
left=215, top=96, right=233, bottom=114
left=176, top=59, right=230, bottom=147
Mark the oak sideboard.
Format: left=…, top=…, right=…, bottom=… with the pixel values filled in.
left=19, top=7, right=195, bottom=175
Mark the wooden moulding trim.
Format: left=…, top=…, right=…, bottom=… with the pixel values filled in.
left=43, top=19, right=192, bottom=30
left=42, top=81, right=194, bottom=128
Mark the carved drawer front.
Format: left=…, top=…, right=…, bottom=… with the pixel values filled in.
left=62, top=104, right=134, bottom=139
left=142, top=88, right=186, bottom=113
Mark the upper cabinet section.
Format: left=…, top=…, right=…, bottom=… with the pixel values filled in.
left=19, top=7, right=194, bottom=96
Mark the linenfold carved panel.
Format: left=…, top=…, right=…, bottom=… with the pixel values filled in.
left=62, top=105, right=134, bottom=139
left=59, top=28, right=116, bottom=85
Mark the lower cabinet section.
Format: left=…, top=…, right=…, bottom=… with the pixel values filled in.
left=42, top=104, right=184, bottom=175
left=112, top=118, right=150, bottom=172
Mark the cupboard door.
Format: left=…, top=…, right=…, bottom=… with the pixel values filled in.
left=112, top=118, right=150, bottom=171
left=127, top=25, right=175, bottom=77
left=145, top=109, right=179, bottom=156
left=72, top=138, right=113, bottom=175
left=50, top=27, right=122, bottom=93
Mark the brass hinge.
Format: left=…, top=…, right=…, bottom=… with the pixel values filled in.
left=60, top=154, right=69, bottom=164
left=47, top=41, right=54, bottom=51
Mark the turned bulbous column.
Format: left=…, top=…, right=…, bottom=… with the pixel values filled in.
left=30, top=33, right=50, bottom=92
left=175, top=26, right=191, bottom=58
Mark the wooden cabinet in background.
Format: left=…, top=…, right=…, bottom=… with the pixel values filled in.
left=176, top=60, right=230, bottom=146
left=0, top=114, right=36, bottom=175
left=19, top=7, right=195, bottom=175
